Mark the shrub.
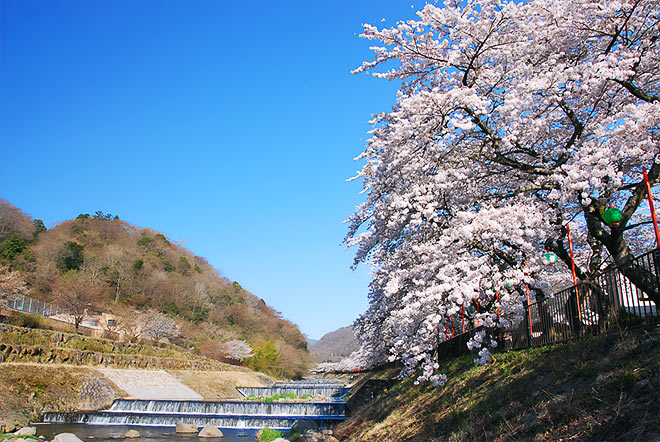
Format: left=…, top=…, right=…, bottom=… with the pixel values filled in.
left=246, top=340, right=281, bottom=376
left=55, top=241, right=84, bottom=272
left=137, top=236, right=154, bottom=247
left=8, top=312, right=44, bottom=329
left=1, top=234, right=28, bottom=260
left=154, top=233, right=170, bottom=244
left=161, top=301, right=180, bottom=317
left=162, top=259, right=176, bottom=272
left=258, top=428, right=282, bottom=442
left=178, top=256, right=191, bottom=273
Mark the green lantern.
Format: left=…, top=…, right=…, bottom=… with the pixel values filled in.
left=603, top=206, right=623, bottom=226
left=544, top=251, right=558, bottom=266
left=468, top=305, right=476, bottom=314
left=505, top=283, right=511, bottom=288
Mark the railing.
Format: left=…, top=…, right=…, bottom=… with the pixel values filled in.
left=437, top=248, right=660, bottom=361
left=8, top=295, right=62, bottom=317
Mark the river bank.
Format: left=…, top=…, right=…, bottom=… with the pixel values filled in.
left=334, top=326, right=660, bottom=441
left=0, top=362, right=273, bottom=431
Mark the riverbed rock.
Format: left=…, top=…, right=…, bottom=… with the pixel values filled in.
left=124, top=429, right=140, bottom=438
left=290, top=419, right=320, bottom=434
left=175, top=423, right=198, bottom=433
left=77, top=377, right=116, bottom=410
left=198, top=426, right=223, bottom=437
left=290, top=429, right=338, bottom=442
left=51, top=433, right=85, bottom=442
left=14, top=426, right=37, bottom=436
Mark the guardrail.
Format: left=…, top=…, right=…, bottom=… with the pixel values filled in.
left=437, top=248, right=660, bottom=361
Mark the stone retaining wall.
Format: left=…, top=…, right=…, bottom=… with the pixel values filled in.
left=0, top=324, right=248, bottom=371
left=0, top=342, right=236, bottom=370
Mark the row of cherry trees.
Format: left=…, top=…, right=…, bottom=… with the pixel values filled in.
left=342, top=0, right=660, bottom=384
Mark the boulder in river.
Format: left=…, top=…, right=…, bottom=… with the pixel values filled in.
left=51, top=433, right=85, bottom=442
left=290, top=419, right=320, bottom=434
left=124, top=429, right=140, bottom=438
left=175, top=423, right=198, bottom=433
left=198, top=425, right=223, bottom=437
left=14, top=426, right=37, bottom=436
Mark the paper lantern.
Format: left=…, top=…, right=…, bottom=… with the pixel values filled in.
left=603, top=207, right=623, bottom=226
left=544, top=251, right=558, bottom=266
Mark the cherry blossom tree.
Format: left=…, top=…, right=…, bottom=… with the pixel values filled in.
left=347, top=0, right=660, bottom=384
left=140, top=311, right=180, bottom=342
left=225, top=339, right=254, bottom=361
left=0, top=266, right=28, bottom=308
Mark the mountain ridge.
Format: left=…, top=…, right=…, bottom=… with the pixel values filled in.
left=310, top=325, right=358, bottom=363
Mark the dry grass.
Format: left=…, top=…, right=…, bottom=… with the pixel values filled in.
left=0, top=364, right=125, bottom=431
left=334, top=326, right=660, bottom=442
left=167, top=369, right=274, bottom=399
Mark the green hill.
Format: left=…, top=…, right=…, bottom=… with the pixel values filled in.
left=0, top=198, right=312, bottom=379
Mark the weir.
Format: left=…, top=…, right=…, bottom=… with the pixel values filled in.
left=107, top=399, right=345, bottom=416
left=236, top=386, right=349, bottom=399
left=237, top=378, right=350, bottom=399
left=42, top=410, right=344, bottom=430
left=43, top=380, right=348, bottom=430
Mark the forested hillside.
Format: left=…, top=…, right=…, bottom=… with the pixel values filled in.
left=310, top=326, right=358, bottom=363
left=0, top=199, right=312, bottom=378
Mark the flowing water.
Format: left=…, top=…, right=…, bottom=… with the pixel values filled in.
left=40, top=379, right=347, bottom=436
left=236, top=386, right=350, bottom=399
left=43, top=399, right=345, bottom=429
left=35, top=423, right=261, bottom=441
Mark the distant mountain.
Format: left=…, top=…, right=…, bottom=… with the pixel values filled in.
left=310, top=326, right=358, bottom=362
left=306, top=337, right=318, bottom=346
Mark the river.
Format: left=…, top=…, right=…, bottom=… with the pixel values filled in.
left=34, top=423, right=262, bottom=441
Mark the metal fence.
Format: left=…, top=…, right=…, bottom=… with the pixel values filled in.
left=8, top=295, right=62, bottom=317
left=437, top=248, right=660, bottom=361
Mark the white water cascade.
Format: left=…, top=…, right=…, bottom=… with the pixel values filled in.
left=43, top=380, right=348, bottom=430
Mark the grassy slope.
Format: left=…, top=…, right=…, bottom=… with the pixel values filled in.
left=0, top=364, right=125, bottom=431
left=167, top=369, right=273, bottom=399
left=334, top=326, right=660, bottom=442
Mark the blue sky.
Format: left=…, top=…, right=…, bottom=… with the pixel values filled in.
left=0, top=0, right=423, bottom=339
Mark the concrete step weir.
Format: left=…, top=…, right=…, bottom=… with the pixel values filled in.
left=43, top=409, right=345, bottom=430
left=237, top=377, right=350, bottom=399
left=236, top=386, right=350, bottom=399
left=43, top=379, right=348, bottom=430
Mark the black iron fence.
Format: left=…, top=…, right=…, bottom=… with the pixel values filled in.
left=437, top=249, right=660, bottom=361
